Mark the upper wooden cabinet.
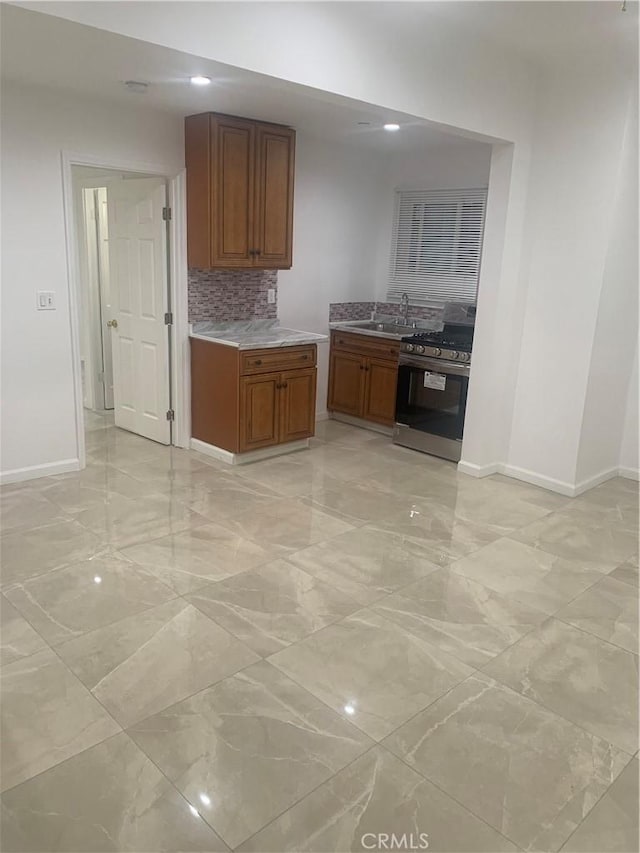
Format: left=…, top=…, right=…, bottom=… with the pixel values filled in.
left=185, top=112, right=295, bottom=269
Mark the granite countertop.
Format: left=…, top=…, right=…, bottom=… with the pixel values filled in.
left=190, top=320, right=328, bottom=350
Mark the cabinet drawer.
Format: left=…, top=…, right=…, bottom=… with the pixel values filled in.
left=241, top=345, right=316, bottom=375
left=331, top=331, right=400, bottom=361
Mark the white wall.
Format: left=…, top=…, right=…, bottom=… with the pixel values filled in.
left=576, top=89, right=639, bottom=485
left=0, top=81, right=184, bottom=480
left=373, top=141, right=493, bottom=301
left=619, top=349, right=639, bottom=477
left=505, top=57, right=638, bottom=492
left=278, top=133, right=388, bottom=416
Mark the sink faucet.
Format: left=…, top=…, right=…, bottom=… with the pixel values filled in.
left=400, top=292, right=410, bottom=324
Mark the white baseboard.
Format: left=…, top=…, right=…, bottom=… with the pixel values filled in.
left=572, top=468, right=621, bottom=497
left=0, top=458, right=81, bottom=485
left=457, top=460, right=499, bottom=478
left=457, top=460, right=624, bottom=498
left=190, top=437, right=310, bottom=465
left=618, top=466, right=640, bottom=481
left=497, top=464, right=581, bottom=497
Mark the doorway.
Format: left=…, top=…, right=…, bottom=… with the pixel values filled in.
left=72, top=166, right=173, bottom=446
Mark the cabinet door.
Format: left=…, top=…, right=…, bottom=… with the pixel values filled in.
left=327, top=351, right=365, bottom=417
left=254, top=125, right=295, bottom=269
left=211, top=115, right=255, bottom=267
left=363, top=357, right=399, bottom=426
left=239, top=373, right=279, bottom=451
left=279, top=368, right=316, bottom=443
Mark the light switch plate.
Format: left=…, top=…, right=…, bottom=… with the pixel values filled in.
left=36, top=291, right=56, bottom=310
left=267, top=288, right=276, bottom=304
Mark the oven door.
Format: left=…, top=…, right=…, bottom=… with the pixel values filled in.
left=395, top=355, right=470, bottom=442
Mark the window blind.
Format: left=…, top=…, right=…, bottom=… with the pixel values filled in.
left=388, top=187, right=487, bottom=303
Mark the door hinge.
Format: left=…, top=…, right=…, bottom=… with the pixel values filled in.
left=162, top=207, right=172, bottom=221
left=166, top=409, right=175, bottom=421
left=164, top=312, right=173, bottom=325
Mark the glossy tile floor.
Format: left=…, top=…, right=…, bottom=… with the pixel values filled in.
left=1, top=412, right=638, bottom=852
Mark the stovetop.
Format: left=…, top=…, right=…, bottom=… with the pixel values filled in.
left=401, top=331, right=473, bottom=352
left=400, top=323, right=474, bottom=363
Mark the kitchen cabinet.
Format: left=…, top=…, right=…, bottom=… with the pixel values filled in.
left=191, top=339, right=317, bottom=455
left=185, top=112, right=295, bottom=269
left=328, top=331, right=400, bottom=427
left=240, top=367, right=316, bottom=452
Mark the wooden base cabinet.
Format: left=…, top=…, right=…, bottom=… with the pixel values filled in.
left=191, top=339, right=317, bottom=454
left=328, top=331, right=400, bottom=427
left=240, top=367, right=316, bottom=452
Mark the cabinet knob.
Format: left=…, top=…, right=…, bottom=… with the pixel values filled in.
left=254, top=359, right=262, bottom=365
left=255, top=249, right=261, bottom=256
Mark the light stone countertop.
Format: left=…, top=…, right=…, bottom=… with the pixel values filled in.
left=190, top=320, right=328, bottom=350
left=329, top=316, right=442, bottom=341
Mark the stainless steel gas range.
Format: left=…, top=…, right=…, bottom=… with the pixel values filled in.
left=393, top=303, right=475, bottom=462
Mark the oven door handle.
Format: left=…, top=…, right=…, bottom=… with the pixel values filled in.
left=399, top=354, right=471, bottom=377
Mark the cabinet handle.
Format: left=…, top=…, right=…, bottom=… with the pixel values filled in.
left=365, top=366, right=370, bottom=371
left=359, top=365, right=364, bottom=371
left=254, top=359, right=262, bottom=365
left=282, top=382, right=288, bottom=389
left=255, top=249, right=261, bottom=256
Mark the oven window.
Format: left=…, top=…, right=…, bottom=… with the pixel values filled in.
left=396, top=364, right=469, bottom=440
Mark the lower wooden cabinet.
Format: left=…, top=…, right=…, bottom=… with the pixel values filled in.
left=280, top=368, right=317, bottom=443
left=327, top=351, right=364, bottom=417
left=240, top=367, right=316, bottom=451
left=239, top=373, right=280, bottom=451
left=328, top=331, right=399, bottom=427
left=191, top=339, right=317, bottom=453
left=363, top=357, right=399, bottom=424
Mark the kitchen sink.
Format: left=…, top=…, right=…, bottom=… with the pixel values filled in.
left=349, top=321, right=418, bottom=336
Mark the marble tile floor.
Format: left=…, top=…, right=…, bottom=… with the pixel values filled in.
left=0, top=415, right=638, bottom=852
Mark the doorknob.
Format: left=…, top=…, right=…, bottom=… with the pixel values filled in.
left=106, top=319, right=118, bottom=329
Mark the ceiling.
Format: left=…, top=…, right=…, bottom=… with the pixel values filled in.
left=2, top=2, right=635, bottom=153
left=0, top=3, right=487, bottom=154
left=434, top=1, right=638, bottom=65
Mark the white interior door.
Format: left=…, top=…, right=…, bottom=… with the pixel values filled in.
left=106, top=178, right=170, bottom=444
left=96, top=188, right=114, bottom=410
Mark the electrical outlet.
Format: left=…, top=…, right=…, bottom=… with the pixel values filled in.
left=36, top=291, right=56, bottom=310
left=267, top=288, right=276, bottom=305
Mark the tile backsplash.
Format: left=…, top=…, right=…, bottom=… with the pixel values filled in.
left=188, top=269, right=278, bottom=323
left=329, top=301, right=444, bottom=324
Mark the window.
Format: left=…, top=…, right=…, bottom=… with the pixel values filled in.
left=388, top=187, right=487, bottom=303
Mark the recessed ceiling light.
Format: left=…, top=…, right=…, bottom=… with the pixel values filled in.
left=384, top=123, right=400, bottom=132
left=124, top=80, right=149, bottom=94
left=190, top=75, right=211, bottom=86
